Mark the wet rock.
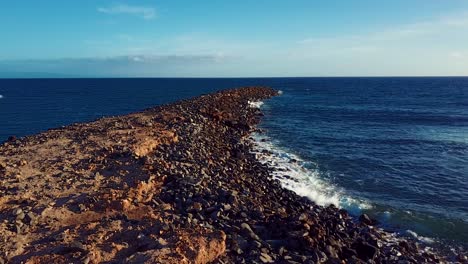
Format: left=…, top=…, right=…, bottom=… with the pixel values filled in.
left=359, top=214, right=375, bottom=226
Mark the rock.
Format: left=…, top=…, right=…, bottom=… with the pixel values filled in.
left=82, top=256, right=91, bottom=264
left=240, top=223, right=260, bottom=241
left=260, top=252, right=274, bottom=263
left=16, top=212, right=25, bottom=221
left=13, top=208, right=23, bottom=215
left=355, top=241, right=378, bottom=261
left=251, top=240, right=262, bottom=248
left=398, top=241, right=411, bottom=252
left=279, top=246, right=286, bottom=256
left=231, top=243, right=244, bottom=255
left=457, top=254, right=468, bottom=262
left=223, top=204, right=232, bottom=211
left=326, top=245, right=339, bottom=259
left=359, top=214, right=375, bottom=225
left=15, top=224, right=22, bottom=234
left=191, top=202, right=203, bottom=212
left=78, top=204, right=87, bottom=212
left=127, top=231, right=226, bottom=264
left=298, top=213, right=308, bottom=222
left=341, top=246, right=357, bottom=259
left=210, top=210, right=220, bottom=220
left=69, top=241, right=87, bottom=252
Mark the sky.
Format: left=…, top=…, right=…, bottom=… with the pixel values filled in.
left=1, top=0, right=468, bottom=77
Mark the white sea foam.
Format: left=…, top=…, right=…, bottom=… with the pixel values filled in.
left=248, top=100, right=264, bottom=108
left=250, top=133, right=371, bottom=212
left=405, top=230, right=436, bottom=244
left=0, top=94, right=3, bottom=99
left=278, top=90, right=283, bottom=95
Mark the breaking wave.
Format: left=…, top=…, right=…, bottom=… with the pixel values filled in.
left=250, top=133, right=372, bottom=214
left=248, top=100, right=264, bottom=108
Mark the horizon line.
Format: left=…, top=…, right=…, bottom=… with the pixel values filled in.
left=1, top=75, right=468, bottom=80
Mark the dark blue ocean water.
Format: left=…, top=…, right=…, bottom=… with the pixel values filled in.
left=0, top=77, right=467, bottom=247
left=253, top=77, right=468, bottom=249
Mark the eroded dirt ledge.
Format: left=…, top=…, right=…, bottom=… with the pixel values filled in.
left=0, top=87, right=453, bottom=263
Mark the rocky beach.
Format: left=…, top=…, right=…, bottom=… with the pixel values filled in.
left=0, top=87, right=462, bottom=263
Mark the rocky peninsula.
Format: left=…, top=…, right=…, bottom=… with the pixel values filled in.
left=0, top=87, right=458, bottom=263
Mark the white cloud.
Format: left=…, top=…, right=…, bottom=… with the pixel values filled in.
left=441, top=14, right=468, bottom=27
left=449, top=52, right=464, bottom=59
left=300, top=11, right=468, bottom=46
left=0, top=54, right=236, bottom=77
left=97, top=4, right=156, bottom=20
left=294, top=10, right=468, bottom=61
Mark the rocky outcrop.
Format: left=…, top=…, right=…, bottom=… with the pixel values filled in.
left=0, top=87, right=456, bottom=263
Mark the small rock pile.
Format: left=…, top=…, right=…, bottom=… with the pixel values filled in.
left=0, top=87, right=459, bottom=263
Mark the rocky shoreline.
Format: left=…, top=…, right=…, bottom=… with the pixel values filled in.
left=0, top=87, right=462, bottom=263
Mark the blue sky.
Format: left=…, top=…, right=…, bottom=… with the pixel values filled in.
left=1, top=0, right=468, bottom=77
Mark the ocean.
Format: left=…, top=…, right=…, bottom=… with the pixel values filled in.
left=0, top=77, right=467, bottom=249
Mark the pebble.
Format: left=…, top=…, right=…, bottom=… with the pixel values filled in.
left=16, top=212, right=25, bottom=221
left=82, top=256, right=91, bottom=264
left=13, top=208, right=23, bottom=215
left=298, top=213, right=308, bottom=222
left=260, top=252, right=273, bottom=263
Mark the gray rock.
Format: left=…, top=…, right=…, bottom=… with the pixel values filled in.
left=298, top=213, right=308, bottom=222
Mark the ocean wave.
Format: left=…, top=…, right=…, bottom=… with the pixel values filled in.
left=250, top=133, right=371, bottom=213
left=405, top=230, right=436, bottom=244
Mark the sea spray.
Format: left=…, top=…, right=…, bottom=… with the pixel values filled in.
left=250, top=132, right=371, bottom=213
left=248, top=100, right=264, bottom=108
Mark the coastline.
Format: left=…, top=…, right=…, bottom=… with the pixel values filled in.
left=0, top=87, right=460, bottom=263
